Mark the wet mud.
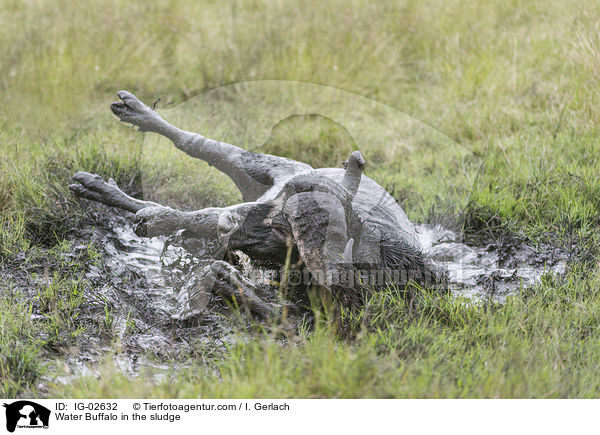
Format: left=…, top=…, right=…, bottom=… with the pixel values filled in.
left=416, top=225, right=566, bottom=302
left=1, top=206, right=568, bottom=382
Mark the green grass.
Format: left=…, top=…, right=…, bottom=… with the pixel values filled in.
left=0, top=255, right=92, bottom=397
left=2, top=0, right=600, bottom=398
left=47, top=272, right=600, bottom=398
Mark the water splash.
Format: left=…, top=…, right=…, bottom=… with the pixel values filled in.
left=107, top=222, right=567, bottom=308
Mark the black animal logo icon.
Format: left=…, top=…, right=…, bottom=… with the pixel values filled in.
left=3, top=401, right=50, bottom=432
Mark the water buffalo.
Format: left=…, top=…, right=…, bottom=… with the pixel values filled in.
left=70, top=91, right=446, bottom=318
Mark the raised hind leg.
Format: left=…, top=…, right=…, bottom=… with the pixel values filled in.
left=70, top=172, right=267, bottom=250
left=111, top=91, right=312, bottom=201
left=70, top=171, right=221, bottom=234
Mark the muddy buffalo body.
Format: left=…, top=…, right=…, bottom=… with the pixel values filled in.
left=70, top=91, right=447, bottom=319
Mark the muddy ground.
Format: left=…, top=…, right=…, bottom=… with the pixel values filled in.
left=0, top=201, right=568, bottom=382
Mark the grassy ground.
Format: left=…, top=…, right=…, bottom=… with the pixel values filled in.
left=2, top=0, right=600, bottom=397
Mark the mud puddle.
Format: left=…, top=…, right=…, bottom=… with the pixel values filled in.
left=46, top=209, right=240, bottom=384
left=48, top=211, right=567, bottom=383
left=416, top=224, right=566, bottom=302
